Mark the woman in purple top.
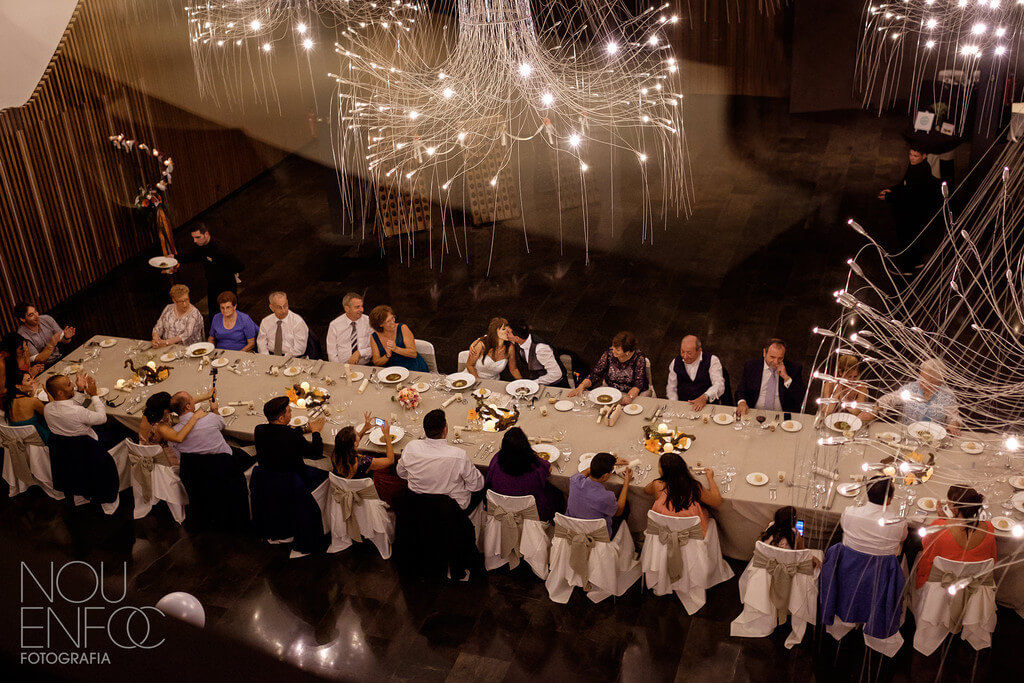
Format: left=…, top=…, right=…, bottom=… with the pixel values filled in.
left=207, top=291, right=258, bottom=351
left=568, top=331, right=649, bottom=405
left=485, top=427, right=564, bottom=521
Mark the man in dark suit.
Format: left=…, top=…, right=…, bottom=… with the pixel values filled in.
left=735, top=338, right=805, bottom=417
left=253, top=396, right=328, bottom=482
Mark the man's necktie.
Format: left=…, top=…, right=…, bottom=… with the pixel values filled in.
left=350, top=321, right=358, bottom=356
left=765, top=370, right=779, bottom=411
left=273, top=320, right=284, bottom=355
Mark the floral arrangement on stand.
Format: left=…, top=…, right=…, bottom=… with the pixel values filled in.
left=109, top=133, right=178, bottom=257
left=394, top=386, right=420, bottom=410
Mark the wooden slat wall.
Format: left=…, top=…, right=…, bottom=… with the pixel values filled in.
left=0, top=0, right=285, bottom=329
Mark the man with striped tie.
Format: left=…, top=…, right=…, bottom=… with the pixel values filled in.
left=326, top=292, right=372, bottom=365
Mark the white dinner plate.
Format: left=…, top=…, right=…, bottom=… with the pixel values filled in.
left=283, top=366, right=302, bottom=377
left=412, top=381, right=431, bottom=393
left=472, top=387, right=492, bottom=400
left=909, top=421, right=946, bottom=443
left=64, top=364, right=83, bottom=374
left=1014, top=491, right=1024, bottom=514
left=186, top=342, right=214, bottom=357
left=577, top=453, right=596, bottom=473
left=622, top=403, right=643, bottom=416
left=825, top=412, right=862, bottom=433
left=589, top=387, right=622, bottom=406
left=148, top=256, right=178, bottom=269
left=993, top=516, right=1016, bottom=533
left=445, top=372, right=475, bottom=390
left=713, top=412, right=735, bottom=426
left=378, top=367, right=410, bottom=384
left=99, top=338, right=117, bottom=348
left=836, top=483, right=861, bottom=497
left=960, top=440, right=984, bottom=455
left=160, top=352, right=177, bottom=363
left=781, top=419, right=802, bottom=433
left=96, top=387, right=109, bottom=398
left=746, top=472, right=769, bottom=486
left=218, top=406, right=235, bottom=417
left=1010, top=476, right=1024, bottom=490
left=917, top=497, right=938, bottom=512
left=876, top=431, right=901, bottom=445
left=289, top=416, right=309, bottom=427
left=37, top=390, right=49, bottom=403
left=507, top=379, right=540, bottom=397
left=211, top=357, right=229, bottom=368
left=554, top=400, right=574, bottom=412
left=533, top=444, right=560, bottom=464
left=369, top=425, right=405, bottom=446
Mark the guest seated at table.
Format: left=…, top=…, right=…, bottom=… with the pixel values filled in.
left=140, top=391, right=210, bottom=466
left=397, top=409, right=484, bottom=511
left=508, top=320, right=564, bottom=386
left=14, top=302, right=75, bottom=367
left=485, top=427, right=564, bottom=521
left=327, top=292, right=372, bottom=365
left=869, top=358, right=962, bottom=435
left=820, top=354, right=870, bottom=420
left=2, top=334, right=44, bottom=379
left=914, top=486, right=996, bottom=589
left=568, top=331, right=649, bottom=406
left=169, top=391, right=256, bottom=469
left=3, top=370, right=49, bottom=443
left=332, top=412, right=395, bottom=479
left=840, top=478, right=907, bottom=555
left=43, top=374, right=106, bottom=440
left=465, top=317, right=519, bottom=380
left=256, top=292, right=309, bottom=357
left=567, top=452, right=632, bottom=536
left=735, top=338, right=806, bottom=418
left=643, top=454, right=720, bottom=537
left=759, top=505, right=806, bottom=550
left=254, top=396, right=328, bottom=484
left=666, top=335, right=725, bottom=409
left=368, top=305, right=429, bottom=372
left=152, top=284, right=205, bottom=349
left=207, top=291, right=258, bottom=352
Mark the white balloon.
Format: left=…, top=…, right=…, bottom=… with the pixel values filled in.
left=155, top=592, right=206, bottom=628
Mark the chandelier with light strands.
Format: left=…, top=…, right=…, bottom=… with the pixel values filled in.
left=184, top=0, right=423, bottom=106
left=330, top=0, right=693, bottom=270
left=856, top=0, right=1022, bottom=133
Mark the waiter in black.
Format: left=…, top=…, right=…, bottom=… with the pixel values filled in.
left=179, top=223, right=245, bottom=316
left=665, top=335, right=726, bottom=410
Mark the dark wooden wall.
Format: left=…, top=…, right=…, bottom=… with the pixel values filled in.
left=0, top=0, right=285, bottom=329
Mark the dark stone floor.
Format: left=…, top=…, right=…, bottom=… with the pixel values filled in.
left=4, top=96, right=1008, bottom=681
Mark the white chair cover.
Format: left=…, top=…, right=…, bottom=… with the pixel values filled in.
left=0, top=423, right=62, bottom=499
left=639, top=511, right=734, bottom=614
left=912, top=557, right=996, bottom=655
left=313, top=474, right=394, bottom=559
left=415, top=339, right=438, bottom=373
left=481, top=491, right=550, bottom=579
left=730, top=540, right=822, bottom=647
left=108, top=440, right=188, bottom=523
left=457, top=350, right=470, bottom=373
left=545, top=513, right=640, bottom=604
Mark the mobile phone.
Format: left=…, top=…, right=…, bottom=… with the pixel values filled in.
left=374, top=417, right=385, bottom=427
left=795, top=520, right=805, bottom=537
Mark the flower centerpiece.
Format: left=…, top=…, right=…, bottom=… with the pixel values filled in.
left=643, top=423, right=694, bottom=454
left=394, top=386, right=420, bottom=410
left=286, top=382, right=329, bottom=408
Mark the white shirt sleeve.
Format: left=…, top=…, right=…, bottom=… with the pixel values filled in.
left=666, top=361, right=678, bottom=401
left=534, top=343, right=562, bottom=385
left=81, top=395, right=108, bottom=426
left=256, top=316, right=272, bottom=354
left=396, top=455, right=409, bottom=480
left=461, top=456, right=485, bottom=492
left=326, top=319, right=341, bottom=363
left=706, top=355, right=725, bottom=401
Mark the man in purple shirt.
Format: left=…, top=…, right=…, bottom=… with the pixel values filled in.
left=566, top=452, right=632, bottom=536
left=170, top=391, right=256, bottom=470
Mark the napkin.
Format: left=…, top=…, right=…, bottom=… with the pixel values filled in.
left=442, top=393, right=463, bottom=408
left=607, top=405, right=623, bottom=427
left=357, top=378, right=369, bottom=394
left=344, top=364, right=352, bottom=384
left=597, top=406, right=609, bottom=424
left=813, top=465, right=839, bottom=481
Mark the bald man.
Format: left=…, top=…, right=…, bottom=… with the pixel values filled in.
left=666, top=335, right=725, bottom=410
left=256, top=291, right=309, bottom=356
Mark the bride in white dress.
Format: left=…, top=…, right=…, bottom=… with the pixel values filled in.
left=465, top=317, right=521, bottom=381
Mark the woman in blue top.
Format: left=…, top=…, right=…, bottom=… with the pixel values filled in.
left=3, top=369, right=50, bottom=443
left=207, top=291, right=258, bottom=351
left=368, top=305, right=428, bottom=372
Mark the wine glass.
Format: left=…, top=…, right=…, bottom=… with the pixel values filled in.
left=756, top=415, right=766, bottom=427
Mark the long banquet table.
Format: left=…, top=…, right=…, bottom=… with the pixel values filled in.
left=46, top=336, right=1024, bottom=610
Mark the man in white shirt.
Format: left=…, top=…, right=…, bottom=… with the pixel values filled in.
left=735, top=338, right=806, bottom=417
left=840, top=478, right=907, bottom=556
left=326, top=292, right=372, bottom=364
left=43, top=374, right=106, bottom=440
left=256, top=291, right=309, bottom=356
left=509, top=321, right=563, bottom=386
left=397, top=409, right=484, bottom=511
left=666, top=335, right=725, bottom=409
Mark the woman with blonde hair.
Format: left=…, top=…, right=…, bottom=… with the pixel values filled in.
left=152, top=284, right=204, bottom=348
left=820, top=354, right=870, bottom=419
left=465, top=317, right=520, bottom=380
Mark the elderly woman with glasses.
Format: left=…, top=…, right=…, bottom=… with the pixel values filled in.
left=152, top=284, right=205, bottom=348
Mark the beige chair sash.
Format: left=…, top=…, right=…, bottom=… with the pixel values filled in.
left=926, top=566, right=996, bottom=633
left=645, top=518, right=704, bottom=584
left=331, top=484, right=378, bottom=541
left=0, top=429, right=38, bottom=486
left=128, top=448, right=171, bottom=501
left=553, top=524, right=610, bottom=586
left=751, top=548, right=817, bottom=617
left=486, top=502, right=540, bottom=564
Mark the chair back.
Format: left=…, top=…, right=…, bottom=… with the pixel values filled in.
left=48, top=433, right=119, bottom=503
left=483, top=490, right=546, bottom=574
left=119, top=440, right=187, bottom=523
left=125, top=441, right=164, bottom=459
left=0, top=422, right=43, bottom=445
left=646, top=510, right=701, bottom=533
left=0, top=423, right=48, bottom=496
left=457, top=350, right=470, bottom=373
left=415, top=339, right=438, bottom=373
left=319, top=473, right=392, bottom=557
left=250, top=465, right=306, bottom=541
left=717, top=365, right=733, bottom=406
left=644, top=357, right=656, bottom=398
left=559, top=354, right=575, bottom=388
left=931, top=556, right=995, bottom=578
left=303, top=327, right=324, bottom=360
left=393, top=490, right=477, bottom=579
left=179, top=451, right=250, bottom=531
